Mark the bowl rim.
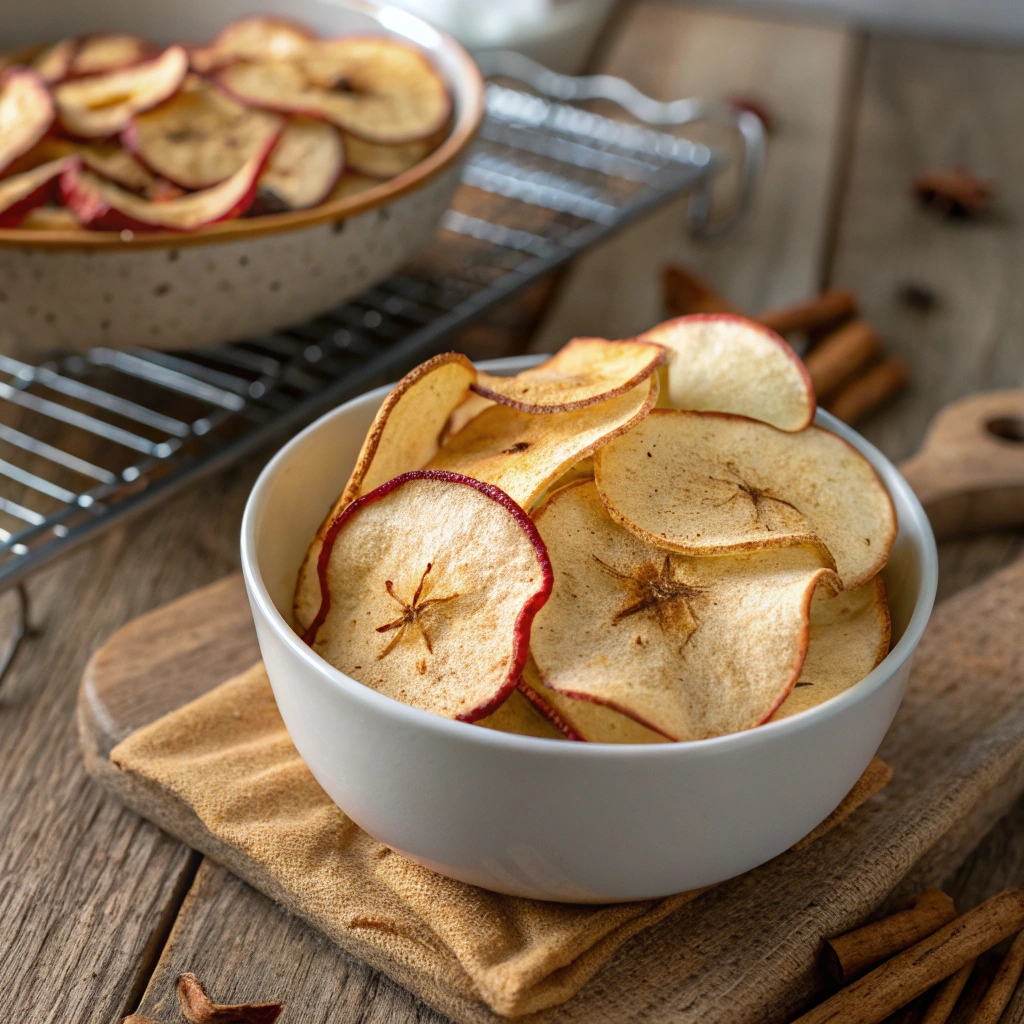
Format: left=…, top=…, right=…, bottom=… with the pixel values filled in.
left=241, top=355, right=939, bottom=759
left=0, top=0, right=485, bottom=252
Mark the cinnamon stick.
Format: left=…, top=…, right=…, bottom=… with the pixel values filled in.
left=663, top=265, right=738, bottom=318
left=792, top=889, right=1024, bottom=1024
left=969, top=929, right=1024, bottom=1023
left=804, top=320, right=882, bottom=401
left=757, top=289, right=856, bottom=336
left=921, top=959, right=975, bottom=1024
left=824, top=888, right=957, bottom=985
left=827, top=358, right=910, bottom=425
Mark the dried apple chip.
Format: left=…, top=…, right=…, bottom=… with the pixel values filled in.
left=293, top=352, right=476, bottom=630
left=427, top=375, right=658, bottom=509
left=472, top=338, right=665, bottom=413
left=258, top=116, right=344, bottom=210
left=190, top=17, right=315, bottom=73
left=0, top=158, right=75, bottom=228
left=0, top=69, right=54, bottom=177
left=594, top=409, right=896, bottom=588
left=771, top=577, right=890, bottom=721
left=475, top=685, right=574, bottom=740
left=71, top=34, right=151, bottom=76
left=530, top=480, right=841, bottom=741
left=304, top=471, right=553, bottom=722
left=343, top=132, right=438, bottom=179
left=641, top=314, right=815, bottom=431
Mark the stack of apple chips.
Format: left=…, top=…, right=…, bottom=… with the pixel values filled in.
left=295, top=316, right=896, bottom=743
left=0, top=16, right=449, bottom=230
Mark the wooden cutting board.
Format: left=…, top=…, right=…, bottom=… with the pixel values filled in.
left=78, top=391, right=1024, bottom=1024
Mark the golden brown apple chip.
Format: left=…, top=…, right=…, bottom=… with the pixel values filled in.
left=530, top=481, right=841, bottom=741
left=471, top=337, right=665, bottom=413
left=594, top=409, right=895, bottom=588
left=641, top=314, right=815, bottom=431
left=305, top=472, right=552, bottom=723
left=442, top=390, right=494, bottom=441
left=771, top=577, right=890, bottom=720
left=475, top=686, right=568, bottom=740
left=427, top=376, right=657, bottom=510
left=293, top=352, right=475, bottom=629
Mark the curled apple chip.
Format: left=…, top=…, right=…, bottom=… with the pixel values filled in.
left=219, top=37, right=449, bottom=144
left=61, top=132, right=276, bottom=230
left=530, top=481, right=841, bottom=741
left=32, top=38, right=77, bottom=84
left=771, top=577, right=890, bottom=721
left=641, top=314, right=815, bottom=432
left=475, top=685, right=573, bottom=740
left=293, top=352, right=476, bottom=630
left=0, top=158, right=75, bottom=228
left=55, top=45, right=188, bottom=138
left=190, top=16, right=315, bottom=74
left=472, top=338, right=666, bottom=413
left=258, top=116, right=344, bottom=210
left=304, top=471, right=553, bottom=723
left=0, top=69, right=54, bottom=176
left=442, top=391, right=494, bottom=442
left=594, top=409, right=896, bottom=589
left=72, top=34, right=151, bottom=76
left=343, top=132, right=438, bottom=179
left=125, top=82, right=283, bottom=190
left=427, top=375, right=658, bottom=509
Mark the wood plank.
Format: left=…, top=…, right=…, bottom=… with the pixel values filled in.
left=530, top=3, right=860, bottom=350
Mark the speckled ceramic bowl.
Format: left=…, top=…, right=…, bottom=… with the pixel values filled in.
left=0, top=0, right=483, bottom=354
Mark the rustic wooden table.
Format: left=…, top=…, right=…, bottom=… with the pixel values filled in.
left=2, top=3, right=1023, bottom=1021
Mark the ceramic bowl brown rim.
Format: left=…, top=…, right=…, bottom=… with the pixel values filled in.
left=0, top=24, right=485, bottom=252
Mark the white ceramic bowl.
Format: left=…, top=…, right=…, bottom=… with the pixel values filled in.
left=0, top=0, right=483, bottom=354
left=241, top=356, right=938, bottom=902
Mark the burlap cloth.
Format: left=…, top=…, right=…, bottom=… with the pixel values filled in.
left=110, top=663, right=890, bottom=1018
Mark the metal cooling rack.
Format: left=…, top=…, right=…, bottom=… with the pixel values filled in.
left=0, top=54, right=763, bottom=676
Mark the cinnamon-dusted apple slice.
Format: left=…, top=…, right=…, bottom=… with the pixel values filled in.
left=476, top=686, right=574, bottom=740
left=61, top=132, right=276, bottom=230
left=427, top=375, right=658, bottom=510
left=304, top=471, right=553, bottom=723
left=771, top=577, right=890, bottom=721
left=0, top=157, right=75, bottom=227
left=71, top=34, right=151, bottom=77
left=0, top=69, right=54, bottom=176
left=219, top=38, right=449, bottom=144
left=594, top=409, right=896, bottom=588
left=258, top=116, right=344, bottom=210
left=55, top=45, right=188, bottom=138
left=343, top=132, right=438, bottom=179
left=190, top=16, right=315, bottom=74
left=641, top=314, right=815, bottom=432
left=530, top=480, right=841, bottom=741
left=293, top=352, right=476, bottom=630
left=125, top=81, right=283, bottom=190
left=472, top=338, right=666, bottom=413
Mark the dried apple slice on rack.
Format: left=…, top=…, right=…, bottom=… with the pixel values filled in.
left=60, top=132, right=276, bottom=230
left=472, top=338, right=666, bottom=413
left=71, top=34, right=151, bottom=77
left=293, top=352, right=476, bottom=630
left=125, top=82, right=283, bottom=190
left=476, top=685, right=575, bottom=740
left=530, top=480, right=841, bottom=741
left=0, top=69, right=54, bottom=176
left=32, top=38, right=78, bottom=84
left=641, top=314, right=815, bottom=431
left=427, top=375, right=658, bottom=510
left=304, top=471, right=553, bottom=722
left=594, top=409, right=896, bottom=588
left=55, top=45, right=188, bottom=138
left=258, top=116, right=344, bottom=210
left=190, top=16, right=315, bottom=73
left=771, top=577, right=890, bottom=721
left=343, top=132, right=438, bottom=179
left=0, top=157, right=75, bottom=227
left=219, top=37, right=449, bottom=144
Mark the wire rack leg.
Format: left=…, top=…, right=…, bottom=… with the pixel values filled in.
left=0, top=583, right=35, bottom=691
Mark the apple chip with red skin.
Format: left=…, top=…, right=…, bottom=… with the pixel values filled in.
left=530, top=480, right=841, bottom=742
left=427, top=375, right=658, bottom=510
left=190, top=16, right=315, bottom=74
left=125, top=81, right=283, bottom=190
left=54, top=44, right=189, bottom=138
left=771, top=576, right=890, bottom=721
left=0, top=69, right=54, bottom=177
left=293, top=352, right=476, bottom=631
left=71, top=35, right=152, bottom=77
left=61, top=131, right=277, bottom=231
left=0, top=157, right=75, bottom=228
left=641, top=314, right=815, bottom=432
left=476, top=685, right=576, bottom=740
left=472, top=338, right=665, bottom=413
left=258, top=116, right=344, bottom=210
left=594, top=409, right=896, bottom=589
left=32, top=39, right=78, bottom=84
left=305, top=471, right=553, bottom=723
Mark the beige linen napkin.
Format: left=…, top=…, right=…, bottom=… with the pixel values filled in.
left=110, top=663, right=890, bottom=1018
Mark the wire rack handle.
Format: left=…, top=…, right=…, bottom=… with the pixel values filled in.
left=475, top=50, right=766, bottom=238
